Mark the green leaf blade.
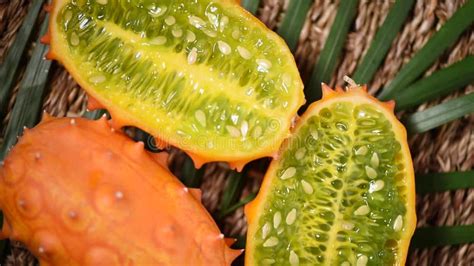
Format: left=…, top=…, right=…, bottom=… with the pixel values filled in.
left=0, top=15, right=51, bottom=258
left=0, top=0, right=45, bottom=121
left=410, top=225, right=474, bottom=249
left=394, top=56, right=474, bottom=111
left=277, top=0, right=313, bottom=52
left=218, top=171, right=245, bottom=218
left=83, top=109, right=107, bottom=120
left=379, top=0, right=474, bottom=100
left=0, top=16, right=52, bottom=159
left=219, top=193, right=256, bottom=218
left=352, top=0, right=415, bottom=84
left=179, top=155, right=205, bottom=188
left=241, top=0, right=260, bottom=15
left=404, top=93, right=474, bottom=134
left=305, top=0, right=359, bottom=103
left=415, top=171, right=474, bottom=194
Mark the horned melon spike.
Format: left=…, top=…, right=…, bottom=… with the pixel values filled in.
left=0, top=116, right=240, bottom=265
left=245, top=81, right=416, bottom=265
left=47, top=0, right=305, bottom=170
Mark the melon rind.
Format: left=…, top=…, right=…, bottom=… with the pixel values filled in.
left=246, top=85, right=416, bottom=266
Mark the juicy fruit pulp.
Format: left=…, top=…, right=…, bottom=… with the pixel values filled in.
left=48, top=0, right=305, bottom=168
left=245, top=85, right=416, bottom=265
left=0, top=116, right=240, bottom=266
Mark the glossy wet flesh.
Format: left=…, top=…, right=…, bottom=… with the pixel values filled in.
left=253, top=102, right=408, bottom=265
left=57, top=0, right=301, bottom=154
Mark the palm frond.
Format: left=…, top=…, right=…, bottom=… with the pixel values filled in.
left=411, top=225, right=474, bottom=249
left=0, top=0, right=45, bottom=121
left=0, top=16, right=52, bottom=159
left=218, top=171, right=245, bottom=218
left=352, top=0, right=415, bottom=84
left=277, top=0, right=313, bottom=52
left=378, top=0, right=474, bottom=100
left=404, top=93, right=474, bottom=134
left=416, top=171, right=474, bottom=194
left=394, top=56, right=474, bottom=111
left=305, top=0, right=358, bottom=103
left=219, top=193, right=256, bottom=218
left=180, top=156, right=205, bottom=188
left=83, top=109, right=107, bottom=120
left=241, top=0, right=260, bottom=15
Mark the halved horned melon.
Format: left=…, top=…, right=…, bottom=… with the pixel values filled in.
left=47, top=0, right=305, bottom=170
left=245, top=84, right=416, bottom=265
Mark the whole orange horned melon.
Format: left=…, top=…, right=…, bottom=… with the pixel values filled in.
left=0, top=115, right=241, bottom=266
left=45, top=0, right=305, bottom=171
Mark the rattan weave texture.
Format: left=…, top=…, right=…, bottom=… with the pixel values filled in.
left=0, top=0, right=472, bottom=265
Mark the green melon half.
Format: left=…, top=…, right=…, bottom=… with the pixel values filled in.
left=246, top=85, right=416, bottom=266
left=48, top=0, right=304, bottom=169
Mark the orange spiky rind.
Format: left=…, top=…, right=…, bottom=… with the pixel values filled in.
left=189, top=188, right=202, bottom=202
left=228, top=162, right=245, bottom=172
left=186, top=152, right=256, bottom=172
left=185, top=151, right=211, bottom=169
left=245, top=83, right=416, bottom=266
left=48, top=0, right=305, bottom=167
left=225, top=248, right=244, bottom=264
left=320, top=83, right=397, bottom=114
left=41, top=111, right=54, bottom=122
left=186, top=144, right=283, bottom=172
left=153, top=137, right=169, bottom=150
left=0, top=226, right=10, bottom=240
left=0, top=116, right=239, bottom=265
left=384, top=100, right=396, bottom=112
left=86, top=95, right=105, bottom=111
left=40, top=32, right=51, bottom=45
left=224, top=238, right=237, bottom=247
left=77, top=86, right=289, bottom=174
left=149, top=152, right=170, bottom=170
left=45, top=50, right=56, bottom=60
left=44, top=4, right=52, bottom=12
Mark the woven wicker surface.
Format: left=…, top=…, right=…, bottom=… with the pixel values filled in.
left=0, top=0, right=472, bottom=265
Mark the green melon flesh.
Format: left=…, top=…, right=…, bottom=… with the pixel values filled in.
left=252, top=102, right=410, bottom=265
left=52, top=0, right=303, bottom=159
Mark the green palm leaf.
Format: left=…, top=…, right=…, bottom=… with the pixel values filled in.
left=241, top=0, right=260, bottom=15
left=0, top=17, right=52, bottom=159
left=219, top=193, right=256, bottom=218
left=411, top=225, right=474, bottom=249
left=0, top=13, right=51, bottom=261
left=352, top=0, right=415, bottom=84
left=180, top=156, right=205, bottom=188
left=416, top=171, right=474, bottom=194
left=277, top=0, right=313, bottom=52
left=306, top=0, right=359, bottom=103
left=0, top=0, right=45, bottom=121
left=83, top=109, right=107, bottom=120
left=404, top=93, right=474, bottom=134
left=394, top=56, right=474, bottom=111
left=218, top=171, right=245, bottom=218
left=379, top=0, right=474, bottom=100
